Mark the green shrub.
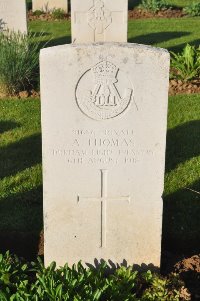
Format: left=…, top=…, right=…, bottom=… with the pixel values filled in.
left=184, top=2, right=200, bottom=16
left=0, top=252, right=190, bottom=300
left=32, top=9, right=43, bottom=16
left=139, top=0, right=170, bottom=13
left=51, top=8, right=66, bottom=20
left=170, top=44, right=200, bottom=81
left=0, top=31, right=41, bottom=96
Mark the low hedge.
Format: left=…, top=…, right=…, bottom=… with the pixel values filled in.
left=0, top=251, right=190, bottom=300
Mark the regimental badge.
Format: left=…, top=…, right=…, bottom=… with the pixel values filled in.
left=76, top=61, right=134, bottom=120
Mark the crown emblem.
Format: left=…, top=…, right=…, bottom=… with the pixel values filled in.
left=92, top=61, right=118, bottom=84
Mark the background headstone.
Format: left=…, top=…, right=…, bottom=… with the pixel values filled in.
left=32, top=0, right=68, bottom=13
left=0, top=0, right=27, bottom=34
left=41, top=43, right=170, bottom=268
left=71, top=0, right=128, bottom=43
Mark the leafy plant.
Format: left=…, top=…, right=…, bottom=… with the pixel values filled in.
left=0, top=252, right=190, bottom=300
left=139, top=0, right=170, bottom=13
left=0, top=31, right=42, bottom=96
left=170, top=44, right=200, bottom=81
left=0, top=251, right=30, bottom=298
left=141, top=272, right=181, bottom=300
left=184, top=2, right=200, bottom=16
left=32, top=10, right=43, bottom=17
left=51, top=8, right=66, bottom=20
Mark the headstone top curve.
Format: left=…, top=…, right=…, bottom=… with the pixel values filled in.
left=40, top=42, right=170, bottom=58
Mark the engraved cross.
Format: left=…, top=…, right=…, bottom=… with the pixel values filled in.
left=74, top=0, right=125, bottom=42
left=77, top=169, right=130, bottom=248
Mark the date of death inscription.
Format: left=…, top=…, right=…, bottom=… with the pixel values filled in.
left=51, top=129, right=155, bottom=165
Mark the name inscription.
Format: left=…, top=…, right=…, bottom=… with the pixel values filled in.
left=52, top=129, right=155, bottom=165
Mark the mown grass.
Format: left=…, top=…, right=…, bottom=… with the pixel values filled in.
left=128, top=18, right=200, bottom=52
left=29, top=17, right=200, bottom=53
left=0, top=94, right=200, bottom=256
left=1, top=5, right=200, bottom=258
left=163, top=94, right=200, bottom=252
left=0, top=99, right=42, bottom=234
left=160, top=0, right=200, bottom=8
left=29, top=20, right=71, bottom=47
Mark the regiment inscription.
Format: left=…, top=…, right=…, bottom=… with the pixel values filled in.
left=52, top=128, right=155, bottom=165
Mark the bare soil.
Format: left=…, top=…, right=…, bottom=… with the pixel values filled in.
left=5, top=80, right=199, bottom=100
left=28, top=10, right=70, bottom=21
left=161, top=250, right=200, bottom=300
left=0, top=89, right=40, bottom=100
left=129, top=8, right=186, bottom=19
left=28, top=8, right=186, bottom=22
left=169, top=79, right=200, bottom=96
left=175, top=256, right=200, bottom=300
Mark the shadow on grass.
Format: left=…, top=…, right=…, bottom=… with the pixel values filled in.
left=34, top=35, right=71, bottom=50
left=162, top=179, right=200, bottom=255
left=0, top=186, right=43, bottom=259
left=161, top=120, right=200, bottom=271
left=26, top=0, right=32, bottom=10
left=29, top=31, right=51, bottom=38
left=0, top=133, right=42, bottom=179
left=0, top=120, right=21, bottom=134
left=129, top=31, right=191, bottom=46
left=168, top=38, right=200, bottom=53
left=46, top=35, right=71, bottom=47
left=165, top=120, right=200, bottom=173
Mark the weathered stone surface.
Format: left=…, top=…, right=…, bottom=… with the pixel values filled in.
left=71, top=0, right=128, bottom=43
left=0, top=0, right=27, bottom=34
left=40, top=43, right=170, bottom=268
left=32, top=0, right=68, bottom=13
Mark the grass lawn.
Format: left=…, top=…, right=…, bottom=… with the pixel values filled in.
left=168, top=0, right=200, bottom=7
left=29, top=17, right=200, bottom=53
left=29, top=21, right=71, bottom=47
left=128, top=18, right=200, bottom=52
left=0, top=99, right=42, bottom=234
left=163, top=94, right=200, bottom=252
left=0, top=94, right=200, bottom=255
left=1, top=8, right=200, bottom=257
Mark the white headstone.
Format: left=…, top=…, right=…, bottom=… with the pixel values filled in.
left=41, top=43, right=170, bottom=268
left=71, top=0, right=128, bottom=43
left=32, top=0, right=68, bottom=13
left=0, top=0, right=27, bottom=34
